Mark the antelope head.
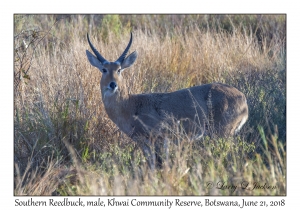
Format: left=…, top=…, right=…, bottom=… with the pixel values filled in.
left=86, top=33, right=137, bottom=99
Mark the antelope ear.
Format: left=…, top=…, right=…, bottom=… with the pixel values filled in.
left=121, top=51, right=137, bottom=69
left=86, top=50, right=105, bottom=73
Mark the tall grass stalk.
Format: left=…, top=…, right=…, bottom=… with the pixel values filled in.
left=14, top=14, right=286, bottom=195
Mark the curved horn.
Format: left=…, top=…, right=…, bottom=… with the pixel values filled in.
left=115, top=32, right=133, bottom=64
left=87, top=33, right=107, bottom=64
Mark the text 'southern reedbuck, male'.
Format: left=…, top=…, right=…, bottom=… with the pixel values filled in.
left=86, top=32, right=248, bottom=169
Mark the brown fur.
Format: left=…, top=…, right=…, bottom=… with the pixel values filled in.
left=86, top=33, right=248, bottom=168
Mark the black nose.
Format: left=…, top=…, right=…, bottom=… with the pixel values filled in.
left=109, top=82, right=117, bottom=90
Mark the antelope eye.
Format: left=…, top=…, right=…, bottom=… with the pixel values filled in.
left=117, top=69, right=121, bottom=74
left=102, top=68, right=107, bottom=73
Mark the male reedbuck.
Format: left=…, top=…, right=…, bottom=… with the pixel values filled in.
left=86, top=32, right=248, bottom=169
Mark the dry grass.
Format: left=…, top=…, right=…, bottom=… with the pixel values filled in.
left=14, top=14, right=286, bottom=196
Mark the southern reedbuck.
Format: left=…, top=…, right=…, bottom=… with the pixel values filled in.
left=86, top=32, right=248, bottom=169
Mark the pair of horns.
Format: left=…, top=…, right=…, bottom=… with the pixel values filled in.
left=87, top=32, right=133, bottom=64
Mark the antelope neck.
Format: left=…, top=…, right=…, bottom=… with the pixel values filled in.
left=102, top=88, right=132, bottom=119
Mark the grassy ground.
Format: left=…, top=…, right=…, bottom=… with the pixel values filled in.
left=14, top=14, right=286, bottom=195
